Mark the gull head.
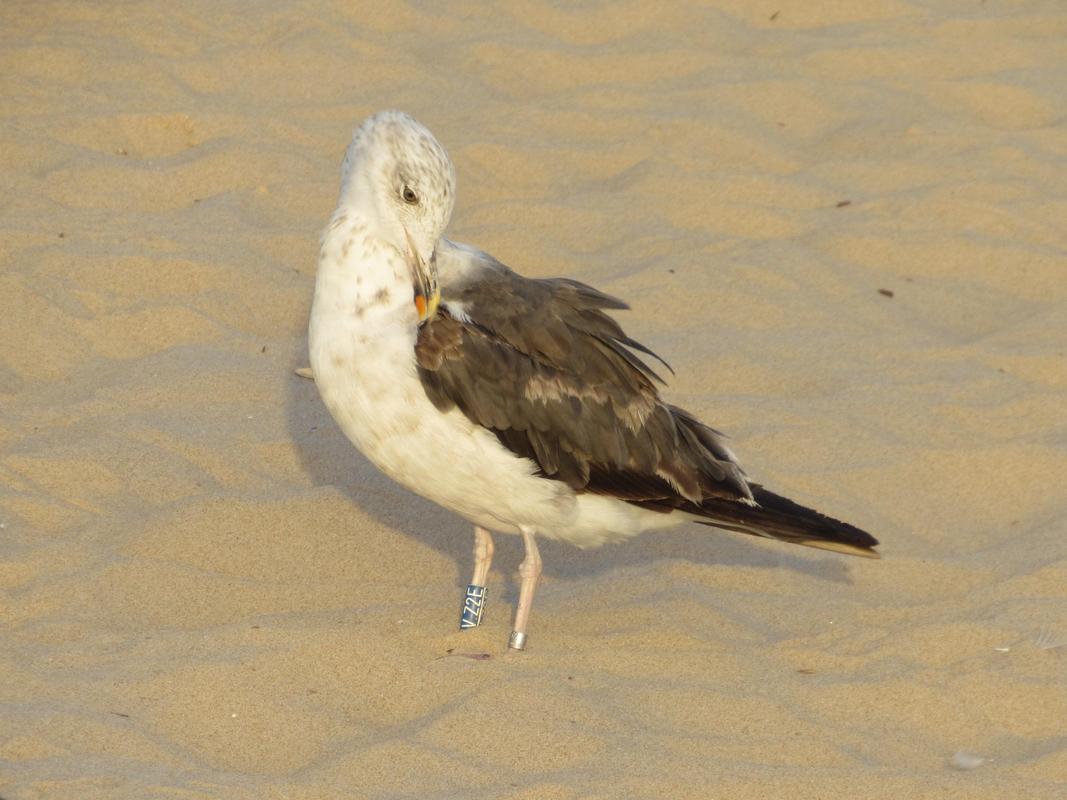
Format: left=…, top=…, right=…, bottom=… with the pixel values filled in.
left=339, top=111, right=456, bottom=322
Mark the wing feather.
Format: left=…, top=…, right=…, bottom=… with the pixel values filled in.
left=415, top=259, right=750, bottom=506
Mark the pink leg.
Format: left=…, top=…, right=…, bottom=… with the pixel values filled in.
left=471, top=525, right=494, bottom=586
left=459, top=526, right=493, bottom=629
left=508, top=527, right=542, bottom=651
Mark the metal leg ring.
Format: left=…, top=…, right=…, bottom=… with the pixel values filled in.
left=508, top=630, right=527, bottom=651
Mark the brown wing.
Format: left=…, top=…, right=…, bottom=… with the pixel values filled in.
left=414, top=260, right=751, bottom=508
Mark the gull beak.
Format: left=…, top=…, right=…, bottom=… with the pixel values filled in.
left=404, top=228, right=440, bottom=325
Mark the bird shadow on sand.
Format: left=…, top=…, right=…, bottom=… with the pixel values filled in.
left=285, top=363, right=858, bottom=609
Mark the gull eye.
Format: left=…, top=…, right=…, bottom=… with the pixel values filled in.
left=402, top=185, right=419, bottom=205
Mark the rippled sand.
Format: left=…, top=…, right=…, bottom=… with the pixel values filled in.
left=2, top=2, right=1066, bottom=798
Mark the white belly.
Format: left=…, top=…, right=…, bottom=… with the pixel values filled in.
left=308, top=307, right=568, bottom=533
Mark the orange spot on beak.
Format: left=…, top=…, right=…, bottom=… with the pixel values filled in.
left=414, top=294, right=428, bottom=320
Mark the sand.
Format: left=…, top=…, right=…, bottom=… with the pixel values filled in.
left=2, top=1, right=1066, bottom=797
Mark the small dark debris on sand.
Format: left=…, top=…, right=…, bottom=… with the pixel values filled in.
left=436, top=648, right=491, bottom=661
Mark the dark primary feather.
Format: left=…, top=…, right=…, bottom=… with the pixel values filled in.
left=692, top=486, right=879, bottom=557
left=415, top=258, right=879, bottom=558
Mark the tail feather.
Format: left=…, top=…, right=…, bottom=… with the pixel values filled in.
left=694, top=485, right=880, bottom=559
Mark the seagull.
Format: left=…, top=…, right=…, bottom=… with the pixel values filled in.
left=308, top=111, right=879, bottom=651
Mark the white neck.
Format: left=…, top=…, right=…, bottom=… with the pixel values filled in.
left=313, top=206, right=417, bottom=318
left=308, top=205, right=421, bottom=381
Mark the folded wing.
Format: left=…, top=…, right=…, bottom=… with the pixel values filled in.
left=418, top=252, right=753, bottom=504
